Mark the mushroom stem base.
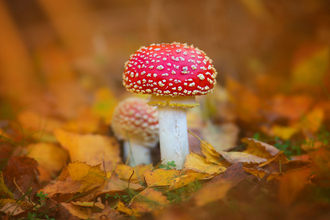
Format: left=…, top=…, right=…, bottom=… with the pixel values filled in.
left=158, top=105, right=189, bottom=169
left=123, top=141, right=152, bottom=167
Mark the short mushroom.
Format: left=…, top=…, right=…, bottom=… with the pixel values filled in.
left=111, top=97, right=159, bottom=166
left=123, top=42, right=217, bottom=169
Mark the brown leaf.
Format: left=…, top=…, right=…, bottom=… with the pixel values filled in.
left=0, top=171, right=13, bottom=199
left=101, top=172, right=144, bottom=195
left=60, top=203, right=90, bottom=220
left=0, top=202, right=27, bottom=216
left=210, top=163, right=248, bottom=186
left=43, top=179, right=81, bottom=197
left=2, top=156, right=40, bottom=199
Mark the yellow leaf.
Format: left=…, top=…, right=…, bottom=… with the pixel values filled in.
left=54, top=129, right=120, bottom=170
left=243, top=167, right=279, bottom=181
left=0, top=171, right=13, bottom=199
left=115, top=164, right=153, bottom=184
left=101, top=172, right=144, bottom=194
left=270, top=125, right=298, bottom=140
left=292, top=44, right=329, bottom=86
left=71, top=200, right=104, bottom=210
left=27, top=143, right=69, bottom=176
left=194, top=181, right=232, bottom=207
left=242, top=137, right=280, bottom=157
left=183, top=152, right=226, bottom=175
left=130, top=188, right=170, bottom=213
left=218, top=151, right=267, bottom=164
left=116, top=201, right=141, bottom=217
left=68, top=161, right=106, bottom=192
left=144, top=169, right=181, bottom=187
left=92, top=87, right=118, bottom=125
left=299, top=107, right=324, bottom=133
left=169, top=173, right=212, bottom=190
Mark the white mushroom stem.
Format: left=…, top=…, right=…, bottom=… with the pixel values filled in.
left=123, top=141, right=153, bottom=167
left=157, top=105, right=189, bottom=169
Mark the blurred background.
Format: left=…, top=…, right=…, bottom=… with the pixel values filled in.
left=0, top=0, right=330, bottom=132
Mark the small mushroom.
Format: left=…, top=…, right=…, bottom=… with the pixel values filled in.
left=123, top=42, right=217, bottom=169
left=111, top=97, right=159, bottom=166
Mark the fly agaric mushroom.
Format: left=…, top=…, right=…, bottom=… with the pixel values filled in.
left=111, top=97, right=159, bottom=166
left=123, top=42, right=217, bottom=169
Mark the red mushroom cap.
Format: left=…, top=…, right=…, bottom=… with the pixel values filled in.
left=123, top=43, right=217, bottom=97
left=111, top=98, right=159, bottom=146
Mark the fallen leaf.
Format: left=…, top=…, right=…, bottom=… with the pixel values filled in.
left=279, top=169, right=311, bottom=206
left=55, top=129, right=120, bottom=170
left=299, top=107, right=324, bottom=134
left=182, top=152, right=226, bottom=175
left=68, top=161, right=106, bottom=193
left=72, top=200, right=105, bottom=210
left=115, top=163, right=153, bottom=184
left=0, top=202, right=27, bottom=216
left=116, top=201, right=141, bottom=217
left=218, top=151, right=267, bottom=164
left=101, top=172, right=144, bottom=195
left=27, top=143, right=69, bottom=176
left=169, top=172, right=212, bottom=190
left=144, top=169, right=181, bottom=187
left=202, top=122, right=239, bottom=152
left=2, top=156, right=40, bottom=199
left=308, top=148, right=330, bottom=187
left=0, top=171, right=13, bottom=199
left=242, top=137, right=280, bottom=157
left=243, top=167, right=280, bottom=181
left=130, top=188, right=170, bottom=213
left=194, top=180, right=232, bottom=207
left=210, top=163, right=248, bottom=186
left=60, top=202, right=90, bottom=220
left=42, top=180, right=81, bottom=198
left=270, top=125, right=299, bottom=140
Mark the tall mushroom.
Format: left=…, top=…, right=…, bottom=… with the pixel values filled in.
left=123, top=43, right=217, bottom=169
left=111, top=97, right=159, bottom=166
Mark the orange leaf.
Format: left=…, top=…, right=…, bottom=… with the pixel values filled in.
left=115, top=164, right=153, bottom=184
left=242, top=137, right=280, bottom=157
left=169, top=173, right=212, bottom=190
left=279, top=169, right=311, bottom=206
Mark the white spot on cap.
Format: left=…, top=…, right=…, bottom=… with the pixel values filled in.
left=158, top=81, right=165, bottom=87
left=197, top=74, right=205, bottom=80
left=157, top=65, right=164, bottom=70
left=153, top=73, right=157, bottom=77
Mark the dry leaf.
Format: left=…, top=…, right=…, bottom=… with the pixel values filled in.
left=169, top=173, right=212, bottom=190
left=202, top=122, right=239, bottom=152
left=42, top=179, right=81, bottom=197
left=194, top=180, right=232, bottom=207
left=68, top=161, right=106, bottom=193
left=182, top=152, right=226, bottom=175
left=55, top=129, right=120, bottom=170
left=279, top=169, right=311, bottom=206
left=130, top=188, right=170, bottom=213
left=218, top=151, right=267, bottom=164
left=101, top=172, right=144, bottom=195
left=144, top=169, right=181, bottom=187
left=27, top=143, right=69, bottom=176
left=116, top=201, right=141, bottom=217
left=242, top=137, right=280, bottom=157
left=60, top=202, right=90, bottom=220
left=115, top=163, right=153, bottom=184
left=0, top=171, right=13, bottom=199
left=243, top=167, right=280, bottom=181
left=0, top=202, right=27, bottom=216
left=72, top=200, right=105, bottom=210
